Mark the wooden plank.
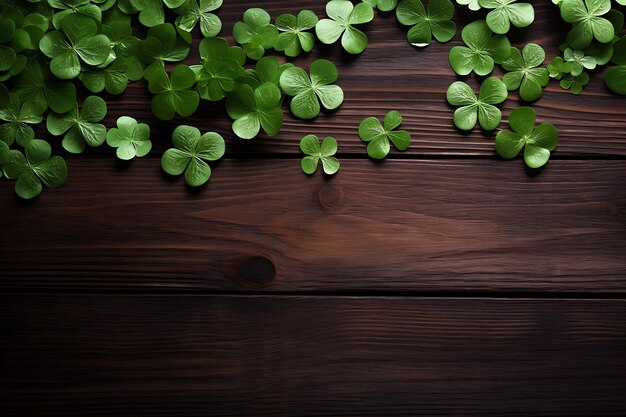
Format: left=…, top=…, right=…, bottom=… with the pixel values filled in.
left=2, top=295, right=626, bottom=416
left=66, top=0, right=626, bottom=157
left=1, top=158, right=625, bottom=292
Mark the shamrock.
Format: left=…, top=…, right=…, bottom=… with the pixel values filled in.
left=105, top=116, right=152, bottom=160
left=190, top=37, right=245, bottom=101
left=363, top=0, right=398, bottom=11
left=138, top=23, right=191, bottom=73
left=161, top=125, right=225, bottom=186
left=39, top=14, right=112, bottom=80
left=561, top=0, right=614, bottom=49
left=174, top=0, right=223, bottom=38
left=563, top=47, right=597, bottom=75
left=279, top=59, right=344, bottom=119
left=103, top=21, right=140, bottom=58
left=46, top=95, right=107, bottom=154
left=547, top=56, right=573, bottom=79
left=501, top=43, right=549, bottom=102
left=316, top=0, right=374, bottom=54
left=478, top=0, right=534, bottom=34
left=448, top=20, right=511, bottom=76
left=12, top=58, right=77, bottom=113
left=455, top=0, right=480, bottom=10
left=3, top=139, right=68, bottom=199
left=79, top=56, right=144, bottom=95
left=560, top=71, right=589, bottom=94
left=495, top=106, right=558, bottom=168
left=232, top=8, right=278, bottom=60
left=605, top=66, right=626, bottom=95
left=446, top=77, right=508, bottom=131
left=146, top=65, right=199, bottom=120
left=130, top=0, right=186, bottom=27
left=395, top=0, right=456, bottom=47
left=275, top=10, right=318, bottom=57
left=300, top=135, right=340, bottom=175
left=0, top=93, right=45, bottom=147
left=48, top=0, right=103, bottom=29
left=358, top=110, right=411, bottom=159
left=225, top=82, right=283, bottom=139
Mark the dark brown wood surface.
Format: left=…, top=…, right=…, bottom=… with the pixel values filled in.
left=2, top=0, right=626, bottom=415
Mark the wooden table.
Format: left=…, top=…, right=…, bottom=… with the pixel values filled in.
left=2, top=1, right=626, bottom=415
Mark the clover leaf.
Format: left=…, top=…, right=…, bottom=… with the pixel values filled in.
left=279, top=59, right=344, bottom=119
left=364, top=0, right=399, bottom=12
left=49, top=0, right=103, bottom=29
left=47, top=95, right=107, bottom=154
left=12, top=58, right=76, bottom=113
left=561, top=0, right=614, bottom=49
left=478, top=0, right=534, bottom=34
left=250, top=56, right=293, bottom=90
left=3, top=139, right=68, bottom=199
left=0, top=93, right=45, bottom=147
left=300, top=135, right=340, bottom=175
left=39, top=14, right=111, bottom=79
left=396, top=0, right=456, bottom=47
left=560, top=71, right=589, bottom=94
left=138, top=23, right=190, bottom=73
left=0, top=140, right=8, bottom=178
left=605, top=66, right=626, bottom=95
left=174, top=0, right=222, bottom=37
left=146, top=65, right=199, bottom=120
left=455, top=0, right=481, bottom=10
left=502, top=43, right=549, bottom=102
left=449, top=20, right=511, bottom=76
left=446, top=77, right=508, bottom=131
left=190, top=37, right=245, bottom=101
left=233, top=8, right=278, bottom=60
left=563, top=47, right=597, bottom=75
left=161, top=125, right=225, bottom=186
left=130, top=0, right=186, bottom=27
left=316, top=0, right=374, bottom=54
left=275, top=10, right=318, bottom=57
left=79, top=57, right=144, bottom=95
left=358, top=110, right=411, bottom=159
left=496, top=106, right=558, bottom=168
left=226, top=82, right=283, bottom=139
left=105, top=116, right=151, bottom=160
left=103, top=20, right=140, bottom=58
left=547, top=56, right=573, bottom=79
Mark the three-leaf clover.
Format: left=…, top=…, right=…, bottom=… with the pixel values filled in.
left=79, top=56, right=144, bottom=95
left=48, top=0, right=103, bottom=29
left=105, top=116, right=152, bottom=160
left=501, top=43, right=549, bottom=102
left=563, top=47, right=597, bottom=75
left=190, top=37, right=245, bottom=101
left=396, top=0, right=456, bottom=47
left=495, top=106, right=558, bottom=168
left=547, top=56, right=573, bottom=79
left=275, top=10, right=318, bottom=57
left=47, top=96, right=107, bottom=154
left=449, top=20, right=511, bottom=75
left=300, top=135, right=340, bottom=175
left=138, top=23, right=191, bottom=73
left=0, top=93, right=45, bottom=147
left=315, top=0, right=374, bottom=54
left=560, top=71, right=589, bottom=94
left=226, top=82, right=283, bottom=139
left=232, top=8, right=278, bottom=60
left=174, top=0, right=223, bottom=38
left=39, top=14, right=112, bottom=79
left=279, top=59, right=344, bottom=119
left=358, top=110, right=411, bottom=159
left=478, top=0, right=534, bottom=34
left=561, top=0, right=614, bottom=49
left=363, top=0, right=399, bottom=12
left=3, top=139, right=68, bottom=199
left=146, top=65, right=199, bottom=120
left=446, top=77, right=508, bottom=131
left=161, top=125, right=225, bottom=186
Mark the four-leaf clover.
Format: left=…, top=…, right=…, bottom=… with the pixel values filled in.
left=501, top=43, right=549, bottom=102
left=396, top=0, right=456, bottom=47
left=146, top=65, right=199, bottom=120
left=316, top=0, right=374, bottom=54
left=496, top=106, right=558, bottom=168
left=105, top=116, right=152, bottom=160
left=275, top=10, right=318, bottom=57
left=0, top=93, right=45, bottom=147
left=175, top=0, right=223, bottom=38
left=449, top=20, right=511, bottom=76
left=358, top=110, right=411, bottom=159
left=47, top=95, right=108, bottom=154
left=300, top=135, right=340, bottom=175
left=161, top=125, right=225, bottom=186
left=478, top=0, right=534, bottom=34
left=190, top=37, right=245, bottom=101
left=225, top=82, right=283, bottom=139
left=561, top=0, right=614, bottom=49
left=446, top=77, right=508, bottom=130
left=232, top=8, right=278, bottom=60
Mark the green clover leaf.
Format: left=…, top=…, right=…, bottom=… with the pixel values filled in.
left=449, top=20, right=511, bottom=76
left=275, top=10, right=318, bottom=57
left=39, top=14, right=112, bottom=79
left=250, top=56, right=293, bottom=90
left=12, top=58, right=77, bottom=113
left=547, top=56, right=573, bottom=80
left=446, top=77, right=508, bottom=131
left=3, top=139, right=68, bottom=199
left=455, top=0, right=481, bottom=10
left=315, top=0, right=374, bottom=54
left=560, top=71, right=589, bottom=94
left=130, top=0, right=186, bottom=27
left=103, top=21, right=140, bottom=58
left=138, top=23, right=191, bottom=73
left=363, top=0, right=399, bottom=12
left=226, top=82, right=283, bottom=139
left=358, top=110, right=411, bottom=159
left=48, top=0, right=103, bottom=29
left=563, top=47, right=597, bottom=75
left=561, top=0, right=614, bottom=49
left=232, top=8, right=278, bottom=60
left=396, top=0, right=456, bottom=47
left=79, top=56, right=144, bottom=95
left=0, top=93, right=45, bottom=147
left=502, top=43, right=549, bottom=102
left=0, top=140, right=8, bottom=178
left=105, top=116, right=151, bottom=160
left=279, top=59, right=344, bottom=119
left=161, top=125, right=225, bottom=186
left=147, top=64, right=199, bottom=120
left=605, top=65, right=626, bottom=95
left=300, top=135, right=340, bottom=175
left=174, top=0, right=223, bottom=38
left=47, top=95, right=107, bottom=154
left=495, top=106, right=558, bottom=168
left=189, top=37, right=245, bottom=101
left=478, top=0, right=534, bottom=34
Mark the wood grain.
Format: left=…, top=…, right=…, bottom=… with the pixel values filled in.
left=2, top=295, right=626, bottom=417
left=1, top=158, right=624, bottom=293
